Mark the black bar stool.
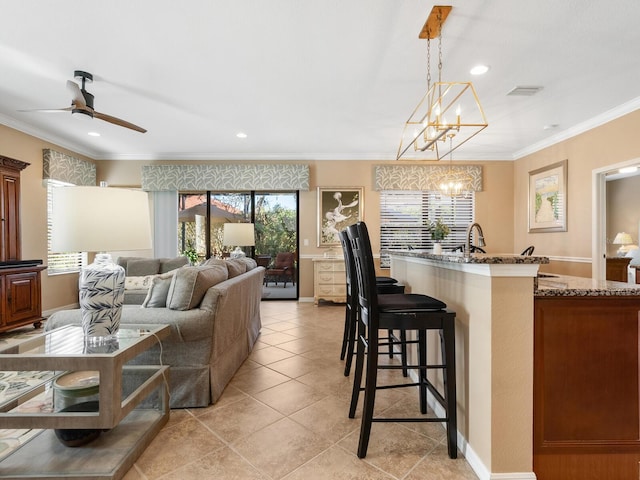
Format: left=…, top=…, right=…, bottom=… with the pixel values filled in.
left=338, top=230, right=406, bottom=377
left=346, top=221, right=457, bottom=459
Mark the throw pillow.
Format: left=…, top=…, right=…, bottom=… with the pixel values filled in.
left=127, top=258, right=161, bottom=276
left=166, top=265, right=229, bottom=310
left=237, top=257, right=257, bottom=271
left=124, top=275, right=156, bottom=290
left=141, top=271, right=176, bottom=308
left=160, top=256, right=189, bottom=273
left=225, top=258, right=247, bottom=278
left=201, top=257, right=226, bottom=267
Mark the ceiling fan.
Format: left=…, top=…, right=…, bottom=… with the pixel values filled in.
left=20, top=70, right=146, bottom=133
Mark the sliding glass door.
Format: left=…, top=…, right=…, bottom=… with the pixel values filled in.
left=178, top=191, right=298, bottom=300
left=255, top=192, right=298, bottom=300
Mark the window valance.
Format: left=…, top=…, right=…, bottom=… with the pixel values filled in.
left=374, top=165, right=482, bottom=192
left=141, top=164, right=310, bottom=191
left=42, top=149, right=96, bottom=186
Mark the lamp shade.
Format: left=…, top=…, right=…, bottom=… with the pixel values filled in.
left=613, top=232, right=633, bottom=245
left=51, top=186, right=152, bottom=253
left=223, top=223, right=255, bottom=247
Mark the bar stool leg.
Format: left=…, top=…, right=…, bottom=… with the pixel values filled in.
left=400, top=330, right=408, bottom=377
left=418, top=329, right=428, bottom=414
left=343, top=306, right=358, bottom=376
left=443, top=319, right=458, bottom=459
left=340, top=307, right=350, bottom=361
left=357, top=326, right=379, bottom=458
left=349, top=313, right=366, bottom=419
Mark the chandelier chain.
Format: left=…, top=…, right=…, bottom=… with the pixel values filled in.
left=426, top=35, right=431, bottom=90
left=437, top=10, right=443, bottom=84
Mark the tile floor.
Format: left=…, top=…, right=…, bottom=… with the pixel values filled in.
left=124, top=301, right=479, bottom=480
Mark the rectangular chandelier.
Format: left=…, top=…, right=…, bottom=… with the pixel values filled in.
left=396, top=80, right=488, bottom=161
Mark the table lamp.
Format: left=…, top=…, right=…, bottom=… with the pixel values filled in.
left=613, top=232, right=635, bottom=256
left=223, top=223, right=255, bottom=258
left=51, top=186, right=152, bottom=343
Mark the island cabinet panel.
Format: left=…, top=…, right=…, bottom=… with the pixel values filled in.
left=534, top=296, right=640, bottom=480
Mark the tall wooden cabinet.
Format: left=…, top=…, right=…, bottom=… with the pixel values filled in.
left=0, top=155, right=46, bottom=333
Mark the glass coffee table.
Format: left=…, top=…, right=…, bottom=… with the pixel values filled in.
left=0, top=324, right=170, bottom=479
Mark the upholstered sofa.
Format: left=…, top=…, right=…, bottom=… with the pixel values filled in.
left=46, top=257, right=265, bottom=408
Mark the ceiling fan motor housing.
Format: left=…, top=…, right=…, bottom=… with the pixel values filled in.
left=72, top=70, right=95, bottom=117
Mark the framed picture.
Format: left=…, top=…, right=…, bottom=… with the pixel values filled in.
left=528, top=160, right=568, bottom=233
left=317, top=187, right=363, bottom=246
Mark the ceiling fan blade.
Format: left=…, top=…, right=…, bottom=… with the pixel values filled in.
left=66, top=80, right=86, bottom=109
left=93, top=111, right=147, bottom=133
left=18, top=107, right=73, bottom=113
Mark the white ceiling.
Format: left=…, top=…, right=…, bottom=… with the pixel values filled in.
left=1, top=0, right=639, bottom=161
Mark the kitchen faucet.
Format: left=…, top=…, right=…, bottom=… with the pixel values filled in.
left=465, top=223, right=486, bottom=258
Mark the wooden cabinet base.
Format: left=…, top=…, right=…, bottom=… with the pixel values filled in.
left=534, top=295, right=640, bottom=479
left=0, top=265, right=46, bottom=334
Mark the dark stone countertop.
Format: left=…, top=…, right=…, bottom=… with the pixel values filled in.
left=535, top=273, right=640, bottom=297
left=386, top=250, right=549, bottom=265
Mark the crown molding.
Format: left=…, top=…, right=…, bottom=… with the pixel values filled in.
left=514, top=96, right=640, bottom=159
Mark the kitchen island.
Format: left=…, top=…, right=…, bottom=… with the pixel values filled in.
left=388, top=250, right=548, bottom=479
left=389, top=250, right=640, bottom=480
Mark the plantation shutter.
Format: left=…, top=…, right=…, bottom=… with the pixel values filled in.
left=380, top=191, right=474, bottom=268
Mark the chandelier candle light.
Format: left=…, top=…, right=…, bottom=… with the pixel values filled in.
left=397, top=5, right=488, bottom=161
left=51, top=186, right=152, bottom=343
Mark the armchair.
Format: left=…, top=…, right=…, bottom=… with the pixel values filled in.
left=264, top=252, right=296, bottom=287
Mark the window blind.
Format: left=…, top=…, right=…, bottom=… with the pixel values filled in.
left=380, top=191, right=474, bottom=268
left=47, top=180, right=87, bottom=274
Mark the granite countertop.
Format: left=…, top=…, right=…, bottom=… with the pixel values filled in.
left=535, top=273, right=640, bottom=297
left=387, top=250, right=550, bottom=265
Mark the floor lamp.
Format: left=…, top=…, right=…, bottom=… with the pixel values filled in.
left=51, top=186, right=152, bottom=343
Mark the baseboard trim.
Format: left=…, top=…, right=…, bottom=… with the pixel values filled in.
left=410, top=371, right=537, bottom=480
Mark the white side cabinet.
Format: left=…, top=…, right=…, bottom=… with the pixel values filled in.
left=312, top=257, right=346, bottom=305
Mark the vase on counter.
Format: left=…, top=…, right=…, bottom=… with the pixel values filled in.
left=433, top=243, right=443, bottom=254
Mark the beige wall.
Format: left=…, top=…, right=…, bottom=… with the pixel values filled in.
left=98, top=159, right=516, bottom=299
left=4, top=107, right=640, bottom=312
left=513, top=109, right=640, bottom=277
left=0, top=124, right=94, bottom=312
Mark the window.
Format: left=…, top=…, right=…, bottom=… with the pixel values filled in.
left=380, top=191, right=474, bottom=268
left=47, top=180, right=87, bottom=274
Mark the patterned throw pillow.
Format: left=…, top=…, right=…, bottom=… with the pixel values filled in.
left=124, top=275, right=156, bottom=290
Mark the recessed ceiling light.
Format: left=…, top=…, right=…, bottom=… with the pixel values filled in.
left=470, top=65, right=489, bottom=75
left=236, top=132, right=247, bottom=139
left=543, top=124, right=559, bottom=130
left=88, top=132, right=101, bottom=137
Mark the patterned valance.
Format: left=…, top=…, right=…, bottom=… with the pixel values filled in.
left=42, top=149, right=96, bottom=186
left=141, top=164, right=310, bottom=191
left=374, top=165, right=482, bottom=192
